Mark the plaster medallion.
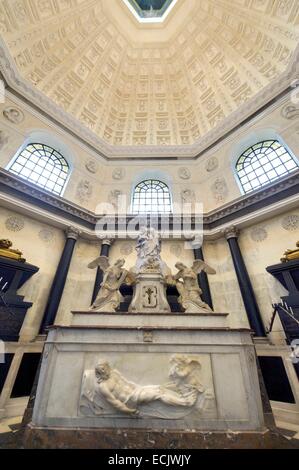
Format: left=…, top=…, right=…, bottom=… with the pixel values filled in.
left=281, top=103, right=299, bottom=120
left=281, top=214, right=299, bottom=231
left=112, top=168, right=125, bottom=180
left=178, top=167, right=191, bottom=180
left=3, top=107, right=25, bottom=124
left=205, top=157, right=219, bottom=172
left=85, top=159, right=99, bottom=174
left=250, top=227, right=268, bottom=242
left=39, top=228, right=55, bottom=243
left=5, top=216, right=25, bottom=232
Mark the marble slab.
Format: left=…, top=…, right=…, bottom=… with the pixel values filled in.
left=31, top=319, right=264, bottom=432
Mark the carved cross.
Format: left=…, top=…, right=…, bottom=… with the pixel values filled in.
left=145, top=287, right=155, bottom=305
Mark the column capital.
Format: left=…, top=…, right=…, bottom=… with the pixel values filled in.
left=65, top=226, right=81, bottom=240
left=183, top=234, right=203, bottom=250
left=223, top=226, right=240, bottom=240
left=191, top=238, right=203, bottom=251
left=101, top=238, right=115, bottom=246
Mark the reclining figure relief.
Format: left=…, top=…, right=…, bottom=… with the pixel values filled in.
left=79, top=355, right=214, bottom=420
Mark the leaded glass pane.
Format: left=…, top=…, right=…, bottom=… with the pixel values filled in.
left=132, top=179, right=172, bottom=214
left=8, top=143, right=69, bottom=196
left=236, top=140, right=298, bottom=194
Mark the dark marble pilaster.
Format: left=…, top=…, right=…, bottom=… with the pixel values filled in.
left=40, top=227, right=80, bottom=333
left=91, top=239, right=114, bottom=305
left=192, top=242, right=213, bottom=310
left=224, top=227, right=266, bottom=337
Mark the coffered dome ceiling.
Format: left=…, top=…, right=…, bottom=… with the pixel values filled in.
left=0, top=0, right=298, bottom=158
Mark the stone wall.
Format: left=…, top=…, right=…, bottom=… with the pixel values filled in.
left=0, top=206, right=64, bottom=340
left=0, top=93, right=298, bottom=214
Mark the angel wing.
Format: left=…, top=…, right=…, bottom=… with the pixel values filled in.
left=125, top=269, right=136, bottom=286
left=192, top=259, right=216, bottom=275
left=88, top=255, right=110, bottom=271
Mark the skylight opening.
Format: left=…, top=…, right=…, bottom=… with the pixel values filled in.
left=122, top=0, right=178, bottom=23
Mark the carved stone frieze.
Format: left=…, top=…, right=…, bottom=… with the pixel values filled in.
left=79, top=355, right=209, bottom=419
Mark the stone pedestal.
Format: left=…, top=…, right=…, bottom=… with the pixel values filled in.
left=27, top=310, right=266, bottom=439
left=129, top=271, right=171, bottom=313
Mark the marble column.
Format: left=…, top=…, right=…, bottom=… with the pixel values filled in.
left=224, top=227, right=266, bottom=337
left=40, top=227, right=80, bottom=334
left=91, top=239, right=114, bottom=305
left=193, top=241, right=213, bottom=310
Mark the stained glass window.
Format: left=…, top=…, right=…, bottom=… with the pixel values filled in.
left=132, top=180, right=172, bottom=214
left=8, top=143, right=70, bottom=196
left=236, top=140, right=298, bottom=194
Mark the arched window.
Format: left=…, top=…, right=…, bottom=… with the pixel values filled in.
left=236, top=140, right=298, bottom=194
left=132, top=179, right=172, bottom=214
left=8, top=143, right=70, bottom=196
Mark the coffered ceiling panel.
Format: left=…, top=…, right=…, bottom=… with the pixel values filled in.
left=0, top=0, right=298, bottom=154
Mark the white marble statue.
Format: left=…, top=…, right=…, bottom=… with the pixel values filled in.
left=88, top=257, right=131, bottom=312
left=79, top=355, right=210, bottom=419
left=134, top=226, right=170, bottom=276
left=172, top=261, right=216, bottom=313
left=128, top=227, right=172, bottom=312
left=135, top=226, right=161, bottom=269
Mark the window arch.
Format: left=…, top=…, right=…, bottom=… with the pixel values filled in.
left=236, top=140, right=298, bottom=194
left=132, top=179, right=172, bottom=214
left=8, top=143, right=70, bottom=196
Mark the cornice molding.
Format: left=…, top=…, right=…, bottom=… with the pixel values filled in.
left=0, top=169, right=298, bottom=236
left=0, top=39, right=298, bottom=161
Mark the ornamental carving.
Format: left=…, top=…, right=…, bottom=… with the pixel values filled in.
left=250, top=227, right=268, bottom=243
left=79, top=355, right=211, bottom=419
left=3, top=107, right=24, bottom=124
left=5, top=216, right=24, bottom=232
left=76, top=180, right=93, bottom=203
left=108, top=190, right=123, bottom=210
left=178, top=167, right=191, bottom=180
left=38, top=228, right=55, bottom=243
left=85, top=159, right=99, bottom=174
left=281, top=104, right=299, bottom=120
left=205, top=157, right=219, bottom=173
left=0, top=0, right=297, bottom=151
left=211, top=178, right=228, bottom=202
left=112, top=168, right=125, bottom=180
left=281, top=214, right=299, bottom=232
left=181, top=189, right=195, bottom=204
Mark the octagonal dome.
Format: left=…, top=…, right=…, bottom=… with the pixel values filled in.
left=0, top=0, right=298, bottom=159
